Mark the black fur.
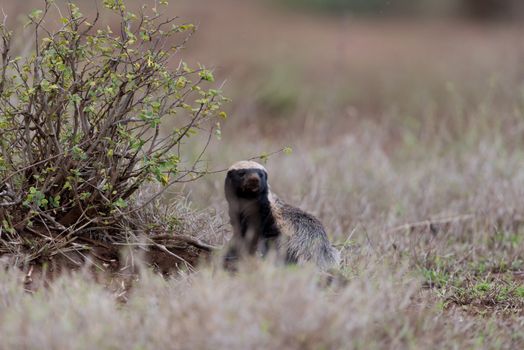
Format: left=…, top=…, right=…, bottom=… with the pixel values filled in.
left=224, top=167, right=280, bottom=262
left=225, top=168, right=268, bottom=199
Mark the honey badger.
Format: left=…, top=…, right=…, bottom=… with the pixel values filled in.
left=224, top=160, right=340, bottom=270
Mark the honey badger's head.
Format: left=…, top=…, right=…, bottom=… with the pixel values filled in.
left=225, top=161, right=269, bottom=200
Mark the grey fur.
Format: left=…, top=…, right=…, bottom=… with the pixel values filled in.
left=276, top=199, right=341, bottom=270
left=224, top=161, right=340, bottom=270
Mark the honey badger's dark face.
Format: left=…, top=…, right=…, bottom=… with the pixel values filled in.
left=226, top=161, right=269, bottom=199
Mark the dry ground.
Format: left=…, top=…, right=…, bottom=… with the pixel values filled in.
left=1, top=0, right=524, bottom=348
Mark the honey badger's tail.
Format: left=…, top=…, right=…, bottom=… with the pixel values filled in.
left=318, top=244, right=341, bottom=271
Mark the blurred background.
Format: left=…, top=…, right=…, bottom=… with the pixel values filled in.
left=2, top=0, right=524, bottom=242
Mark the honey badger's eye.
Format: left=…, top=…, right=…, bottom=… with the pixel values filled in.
left=236, top=170, right=246, bottom=177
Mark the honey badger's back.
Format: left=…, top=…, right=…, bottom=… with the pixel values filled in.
left=225, top=161, right=340, bottom=270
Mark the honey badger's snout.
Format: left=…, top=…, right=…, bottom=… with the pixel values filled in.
left=243, top=173, right=261, bottom=192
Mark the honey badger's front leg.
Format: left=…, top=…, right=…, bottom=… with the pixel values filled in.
left=225, top=201, right=262, bottom=262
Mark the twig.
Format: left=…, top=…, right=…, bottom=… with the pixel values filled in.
left=149, top=241, right=195, bottom=273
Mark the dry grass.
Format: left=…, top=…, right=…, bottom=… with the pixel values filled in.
left=0, top=261, right=521, bottom=350
left=1, top=0, right=524, bottom=348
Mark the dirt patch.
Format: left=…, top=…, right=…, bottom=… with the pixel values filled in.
left=0, top=231, right=217, bottom=295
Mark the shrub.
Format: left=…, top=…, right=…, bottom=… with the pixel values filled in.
left=0, top=0, right=227, bottom=261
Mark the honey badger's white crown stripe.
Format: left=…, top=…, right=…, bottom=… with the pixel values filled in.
left=228, top=160, right=267, bottom=172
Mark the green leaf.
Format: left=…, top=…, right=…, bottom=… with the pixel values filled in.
left=176, top=76, right=188, bottom=89
left=199, top=69, right=214, bottom=82
left=29, top=9, right=43, bottom=21
left=79, top=192, right=91, bottom=200
left=69, top=3, right=83, bottom=19
left=49, top=195, right=61, bottom=208
left=113, top=198, right=128, bottom=208
left=2, top=220, right=15, bottom=234
left=259, top=152, right=269, bottom=163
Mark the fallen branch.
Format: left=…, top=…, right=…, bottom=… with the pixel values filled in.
left=150, top=233, right=219, bottom=252
left=386, top=214, right=476, bottom=235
